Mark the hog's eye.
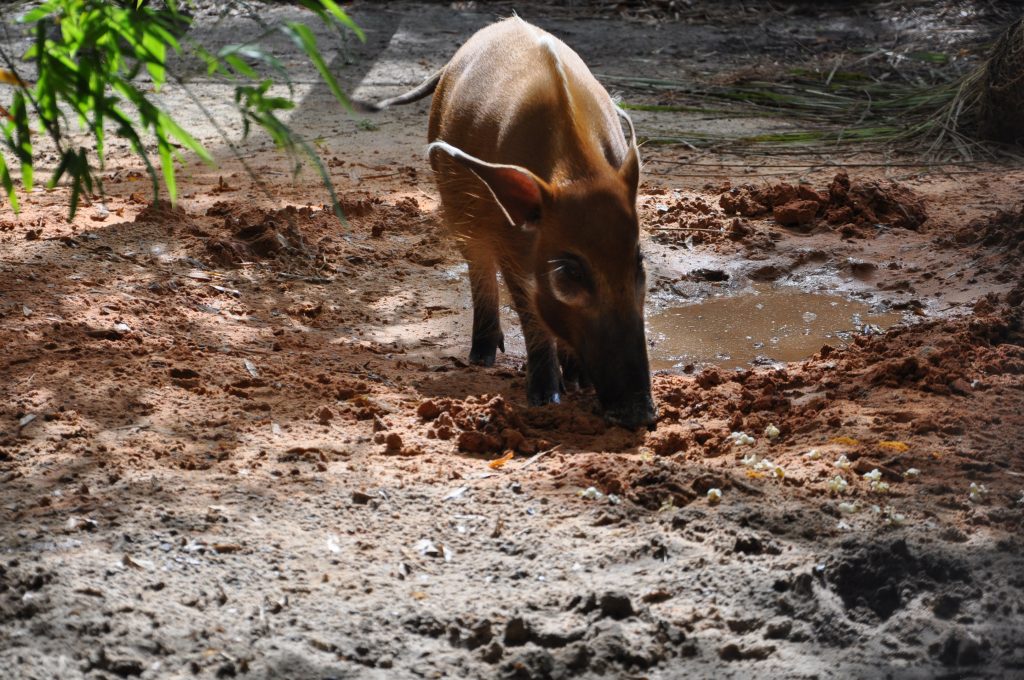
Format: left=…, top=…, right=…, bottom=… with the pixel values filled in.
left=551, top=254, right=590, bottom=286
left=548, top=254, right=592, bottom=306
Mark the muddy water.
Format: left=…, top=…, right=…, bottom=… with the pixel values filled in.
left=648, top=286, right=902, bottom=370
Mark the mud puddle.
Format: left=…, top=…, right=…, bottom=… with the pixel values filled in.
left=648, top=285, right=903, bottom=370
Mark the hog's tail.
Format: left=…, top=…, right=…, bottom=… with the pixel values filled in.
left=353, top=69, right=444, bottom=113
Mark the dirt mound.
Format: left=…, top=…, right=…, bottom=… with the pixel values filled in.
left=568, top=455, right=702, bottom=510
left=719, top=172, right=928, bottom=233
left=955, top=205, right=1024, bottom=256
left=416, top=395, right=534, bottom=455
left=201, top=203, right=338, bottom=268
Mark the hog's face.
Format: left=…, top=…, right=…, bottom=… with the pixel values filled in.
left=532, top=178, right=655, bottom=429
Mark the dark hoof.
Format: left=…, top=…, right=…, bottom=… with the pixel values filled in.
left=469, top=333, right=504, bottom=367
left=469, top=347, right=497, bottom=367
left=604, top=397, right=657, bottom=430
left=528, top=390, right=561, bottom=407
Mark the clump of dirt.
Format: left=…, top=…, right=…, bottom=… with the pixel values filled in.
left=954, top=204, right=1024, bottom=256
left=417, top=395, right=535, bottom=455
left=719, top=172, right=928, bottom=233
left=200, top=203, right=336, bottom=268
left=589, top=299, right=1022, bottom=504
left=643, top=191, right=760, bottom=248
left=134, top=198, right=189, bottom=224
left=843, top=302, right=1023, bottom=395
left=566, top=454, right=704, bottom=510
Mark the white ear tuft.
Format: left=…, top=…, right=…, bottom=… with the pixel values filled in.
left=429, top=141, right=549, bottom=227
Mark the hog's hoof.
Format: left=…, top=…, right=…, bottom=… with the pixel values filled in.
left=604, top=396, right=657, bottom=430
left=469, top=333, right=505, bottom=367
left=469, top=347, right=497, bottom=367
left=527, top=390, right=561, bottom=407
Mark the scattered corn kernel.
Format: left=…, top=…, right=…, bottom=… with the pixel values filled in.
left=729, top=431, right=756, bottom=447
left=834, top=455, right=852, bottom=470
left=968, top=482, right=988, bottom=503
left=878, top=440, right=909, bottom=453
left=882, top=506, right=906, bottom=526
left=870, top=480, right=890, bottom=494
left=741, top=453, right=760, bottom=467
left=838, top=501, right=858, bottom=514
left=804, top=449, right=821, bottom=460
left=903, top=468, right=921, bottom=478
left=706, top=488, right=723, bottom=505
left=579, top=486, right=604, bottom=500
left=863, top=469, right=882, bottom=482
left=828, top=475, right=849, bottom=495
left=764, top=424, right=780, bottom=440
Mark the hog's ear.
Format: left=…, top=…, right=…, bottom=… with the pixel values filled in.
left=429, top=141, right=549, bottom=227
left=616, top=107, right=641, bottom=202
left=620, top=144, right=640, bottom=203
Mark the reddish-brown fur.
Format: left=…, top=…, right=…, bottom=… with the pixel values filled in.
left=373, top=17, right=655, bottom=428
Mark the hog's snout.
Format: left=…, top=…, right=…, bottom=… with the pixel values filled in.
left=578, top=316, right=656, bottom=430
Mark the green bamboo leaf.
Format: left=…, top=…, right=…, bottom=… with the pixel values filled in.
left=282, top=22, right=352, bottom=111
left=12, top=91, right=34, bottom=192
left=154, top=111, right=211, bottom=163
left=0, top=153, right=19, bottom=213
left=223, top=53, right=258, bottom=79
left=142, top=30, right=167, bottom=89
left=158, top=138, right=176, bottom=203
left=309, top=0, right=365, bottom=42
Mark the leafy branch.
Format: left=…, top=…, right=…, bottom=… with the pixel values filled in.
left=0, top=0, right=362, bottom=218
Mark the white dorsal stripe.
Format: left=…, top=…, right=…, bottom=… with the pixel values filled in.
left=536, top=34, right=572, bottom=109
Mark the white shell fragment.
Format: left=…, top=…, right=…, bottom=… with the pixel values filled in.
left=579, top=486, right=604, bottom=500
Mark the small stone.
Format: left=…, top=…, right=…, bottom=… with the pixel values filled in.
left=764, top=618, right=792, bottom=640
left=598, top=591, right=633, bottom=620
left=504, top=617, right=531, bottom=646
left=384, top=433, right=402, bottom=452
left=417, top=400, right=441, bottom=420
left=351, top=491, right=372, bottom=505
left=317, top=406, right=333, bottom=424
left=480, top=641, right=503, bottom=664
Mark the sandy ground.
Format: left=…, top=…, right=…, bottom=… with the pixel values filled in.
left=2, top=2, right=1024, bottom=679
